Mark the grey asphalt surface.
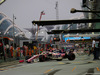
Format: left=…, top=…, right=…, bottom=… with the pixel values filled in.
left=0, top=54, right=100, bottom=75
left=0, top=60, right=19, bottom=68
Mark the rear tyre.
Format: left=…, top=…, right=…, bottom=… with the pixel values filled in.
left=68, top=53, right=75, bottom=60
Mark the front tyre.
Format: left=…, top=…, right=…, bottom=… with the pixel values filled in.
left=39, top=55, right=45, bottom=62
left=25, top=55, right=31, bottom=63
left=56, top=59, right=62, bottom=61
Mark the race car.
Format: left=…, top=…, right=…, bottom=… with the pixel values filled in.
left=39, top=49, right=75, bottom=61
left=50, top=50, right=63, bottom=61
left=25, top=49, right=75, bottom=63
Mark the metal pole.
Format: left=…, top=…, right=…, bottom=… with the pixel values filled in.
left=35, top=13, right=42, bottom=54
left=35, top=11, right=45, bottom=54
left=35, top=11, right=43, bottom=40
left=55, top=1, right=59, bottom=20
left=13, top=14, right=15, bottom=49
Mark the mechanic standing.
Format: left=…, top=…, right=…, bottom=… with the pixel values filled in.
left=10, top=44, right=14, bottom=58
left=92, top=38, right=99, bottom=60
left=98, top=40, right=100, bottom=59
left=16, top=45, right=20, bottom=60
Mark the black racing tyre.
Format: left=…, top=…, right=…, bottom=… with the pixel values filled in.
left=39, top=55, right=45, bottom=62
left=56, top=59, right=62, bottom=61
left=68, top=53, right=75, bottom=60
left=25, top=55, right=31, bottom=63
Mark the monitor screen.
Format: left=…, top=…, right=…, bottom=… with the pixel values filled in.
left=64, top=37, right=91, bottom=42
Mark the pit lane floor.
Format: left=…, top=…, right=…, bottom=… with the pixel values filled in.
left=0, top=54, right=100, bottom=75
